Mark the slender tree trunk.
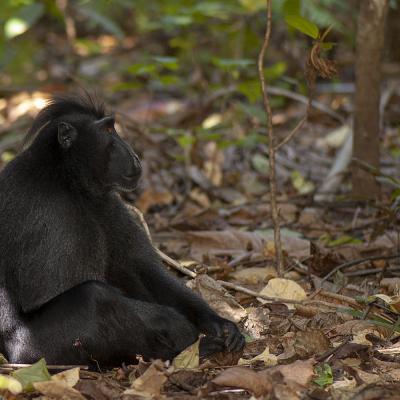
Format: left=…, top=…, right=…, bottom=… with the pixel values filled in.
left=352, top=0, right=388, bottom=199
left=386, top=4, right=400, bottom=63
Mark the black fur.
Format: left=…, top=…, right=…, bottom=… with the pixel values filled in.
left=0, top=94, right=244, bottom=366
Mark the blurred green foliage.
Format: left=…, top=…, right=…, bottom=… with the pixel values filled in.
left=0, top=0, right=352, bottom=87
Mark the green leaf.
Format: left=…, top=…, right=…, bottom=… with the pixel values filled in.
left=391, top=188, right=400, bottom=202
left=314, top=364, right=333, bottom=387
left=264, top=61, right=287, bottom=80
left=4, top=3, right=44, bottom=39
left=284, top=15, right=319, bottom=39
left=338, top=307, right=364, bottom=318
left=238, top=0, right=265, bottom=13
left=212, top=57, right=254, bottom=71
left=127, top=63, right=158, bottom=75
left=291, top=170, right=315, bottom=195
left=283, top=0, right=300, bottom=16
left=177, top=135, right=195, bottom=148
left=153, top=56, right=179, bottom=71
left=161, top=15, right=193, bottom=27
left=237, top=79, right=261, bottom=103
left=158, top=74, right=179, bottom=86
left=327, top=235, right=362, bottom=247
left=320, top=42, right=335, bottom=51
left=12, top=358, right=51, bottom=392
left=112, top=81, right=144, bottom=92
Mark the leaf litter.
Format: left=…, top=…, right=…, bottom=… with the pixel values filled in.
left=0, top=65, right=399, bottom=400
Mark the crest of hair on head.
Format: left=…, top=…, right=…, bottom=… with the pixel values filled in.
left=23, top=92, right=106, bottom=149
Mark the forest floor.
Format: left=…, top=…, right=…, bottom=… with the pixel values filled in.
left=0, top=78, right=399, bottom=400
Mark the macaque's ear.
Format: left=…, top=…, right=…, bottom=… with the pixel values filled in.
left=58, top=122, right=77, bottom=149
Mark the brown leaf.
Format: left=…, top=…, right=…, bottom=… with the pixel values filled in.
left=294, top=330, right=331, bottom=358
left=136, top=188, right=174, bottom=213
left=76, top=379, right=122, bottom=400
left=231, top=266, right=277, bottom=285
left=213, top=367, right=272, bottom=397
left=52, top=367, right=80, bottom=387
left=381, top=278, right=400, bottom=294
left=258, top=278, right=307, bottom=309
left=187, top=230, right=309, bottom=262
left=128, top=360, right=170, bottom=397
left=201, top=349, right=243, bottom=367
left=34, top=381, right=86, bottom=400
left=265, top=358, right=316, bottom=387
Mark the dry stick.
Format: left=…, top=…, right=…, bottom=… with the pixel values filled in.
left=274, top=80, right=313, bottom=151
left=275, top=113, right=307, bottom=151
left=0, top=363, right=88, bottom=371
left=218, top=280, right=348, bottom=310
left=345, top=265, right=400, bottom=277
left=258, top=0, right=283, bottom=277
left=320, top=254, right=400, bottom=284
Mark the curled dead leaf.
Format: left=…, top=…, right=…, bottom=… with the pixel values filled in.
left=213, top=367, right=272, bottom=397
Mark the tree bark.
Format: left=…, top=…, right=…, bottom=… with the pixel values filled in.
left=385, top=3, right=400, bottom=63
left=352, top=0, right=388, bottom=200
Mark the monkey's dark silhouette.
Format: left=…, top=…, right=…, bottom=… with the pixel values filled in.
left=0, top=94, right=244, bottom=366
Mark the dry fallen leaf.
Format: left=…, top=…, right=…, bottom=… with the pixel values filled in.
left=381, top=278, right=400, bottom=294
left=213, top=367, right=272, bottom=397
left=136, top=188, right=174, bottom=213
left=76, top=379, right=123, bottom=400
left=294, top=330, right=331, bottom=358
left=34, top=381, right=86, bottom=400
left=173, top=339, right=200, bottom=369
left=125, top=360, right=170, bottom=398
left=52, top=367, right=80, bottom=387
left=238, top=346, right=278, bottom=366
left=332, top=376, right=357, bottom=391
left=33, top=367, right=83, bottom=400
left=266, top=358, right=316, bottom=387
left=232, top=266, right=277, bottom=284
left=258, top=278, right=307, bottom=309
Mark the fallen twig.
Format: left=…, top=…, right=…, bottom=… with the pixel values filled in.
left=127, top=204, right=197, bottom=278
left=218, top=280, right=349, bottom=310
left=345, top=265, right=400, bottom=277
left=0, top=363, right=88, bottom=371
left=320, top=254, right=400, bottom=283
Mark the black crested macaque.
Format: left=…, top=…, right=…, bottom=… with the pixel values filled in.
left=0, top=94, right=244, bottom=366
